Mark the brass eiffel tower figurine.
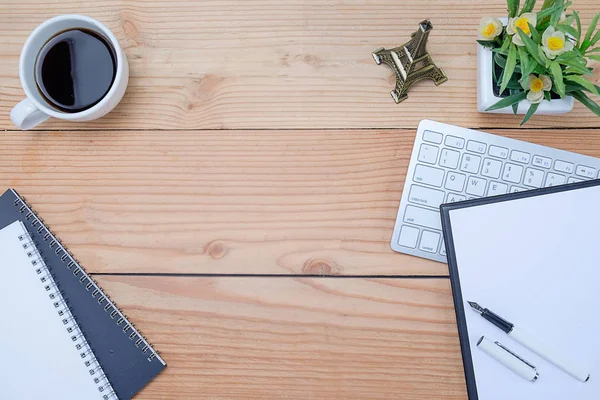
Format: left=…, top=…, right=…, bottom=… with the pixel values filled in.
left=372, top=20, right=448, bottom=103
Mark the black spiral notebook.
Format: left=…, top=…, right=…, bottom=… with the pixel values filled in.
left=0, top=189, right=166, bottom=399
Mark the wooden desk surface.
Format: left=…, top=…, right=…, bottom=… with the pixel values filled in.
left=1, top=1, right=599, bottom=398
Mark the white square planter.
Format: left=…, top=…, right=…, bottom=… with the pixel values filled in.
left=477, top=44, right=574, bottom=115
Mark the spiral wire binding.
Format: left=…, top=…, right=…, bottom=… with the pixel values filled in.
left=12, top=191, right=165, bottom=365
left=18, top=230, right=118, bottom=400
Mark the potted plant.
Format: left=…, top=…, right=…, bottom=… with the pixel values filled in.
left=476, top=0, right=600, bottom=125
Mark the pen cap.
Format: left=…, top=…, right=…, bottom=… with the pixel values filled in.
left=477, top=336, right=539, bottom=382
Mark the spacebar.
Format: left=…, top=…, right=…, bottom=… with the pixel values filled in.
left=403, top=205, right=442, bottom=230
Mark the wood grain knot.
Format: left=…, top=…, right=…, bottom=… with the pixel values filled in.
left=302, top=258, right=341, bottom=275
left=203, top=241, right=227, bottom=259
left=302, top=54, right=322, bottom=66
left=123, top=19, right=140, bottom=42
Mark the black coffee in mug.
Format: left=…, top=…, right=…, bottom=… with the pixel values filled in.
left=35, top=28, right=117, bottom=113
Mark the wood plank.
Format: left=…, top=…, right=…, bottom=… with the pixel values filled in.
left=3, top=128, right=600, bottom=275
left=0, top=0, right=599, bottom=130
left=94, top=275, right=465, bottom=399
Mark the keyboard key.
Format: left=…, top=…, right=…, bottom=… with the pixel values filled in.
left=465, top=176, right=486, bottom=196
left=445, top=171, right=466, bottom=192
left=554, top=160, right=574, bottom=174
left=446, top=192, right=467, bottom=203
left=487, top=181, right=508, bottom=196
left=532, top=155, right=552, bottom=168
left=510, top=186, right=527, bottom=193
left=467, top=140, right=487, bottom=154
left=523, top=168, right=544, bottom=188
left=489, top=145, right=509, bottom=159
left=544, top=172, right=566, bottom=187
left=502, top=163, right=524, bottom=183
left=404, top=205, right=442, bottom=230
left=568, top=177, right=584, bottom=184
left=417, top=144, right=439, bottom=164
left=481, top=158, right=502, bottom=179
left=413, top=164, right=445, bottom=187
left=422, top=130, right=443, bottom=144
left=510, top=150, right=531, bottom=164
left=408, top=185, right=445, bottom=209
left=460, top=153, right=482, bottom=174
left=445, top=136, right=465, bottom=149
left=419, top=231, right=440, bottom=253
left=439, top=148, right=460, bottom=169
left=576, top=165, right=596, bottom=179
left=397, top=225, right=420, bottom=248
left=440, top=239, right=446, bottom=256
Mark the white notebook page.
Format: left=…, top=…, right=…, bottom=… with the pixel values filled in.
left=448, top=185, right=600, bottom=400
left=0, top=221, right=103, bottom=399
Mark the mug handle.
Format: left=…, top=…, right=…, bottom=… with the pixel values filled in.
left=10, top=98, right=49, bottom=130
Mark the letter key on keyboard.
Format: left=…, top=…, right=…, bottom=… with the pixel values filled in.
left=408, top=185, right=445, bottom=209
left=413, top=164, right=444, bottom=187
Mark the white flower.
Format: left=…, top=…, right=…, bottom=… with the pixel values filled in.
left=478, top=17, right=504, bottom=40
left=541, top=26, right=574, bottom=59
left=524, top=74, right=553, bottom=104
left=506, top=13, right=538, bottom=46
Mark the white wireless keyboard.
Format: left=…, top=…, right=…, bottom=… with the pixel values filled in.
left=392, top=120, right=600, bottom=263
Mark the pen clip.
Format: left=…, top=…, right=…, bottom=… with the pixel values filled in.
left=495, top=341, right=536, bottom=369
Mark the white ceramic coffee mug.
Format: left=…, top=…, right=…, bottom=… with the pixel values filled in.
left=11, top=15, right=129, bottom=130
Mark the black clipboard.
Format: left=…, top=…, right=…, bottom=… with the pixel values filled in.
left=440, top=179, right=600, bottom=400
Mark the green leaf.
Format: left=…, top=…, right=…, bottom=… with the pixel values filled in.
left=540, top=0, right=555, bottom=10
left=550, top=0, right=564, bottom=27
left=555, top=51, right=580, bottom=62
left=528, top=22, right=541, bottom=44
left=591, top=29, right=600, bottom=47
left=537, top=2, right=563, bottom=21
left=518, top=28, right=546, bottom=66
left=571, top=90, right=600, bottom=116
left=501, top=44, right=518, bottom=94
left=494, top=53, right=507, bottom=68
left=565, top=75, right=600, bottom=96
left=561, top=14, right=576, bottom=27
left=509, top=89, right=520, bottom=116
left=518, top=45, right=529, bottom=70
left=557, top=24, right=579, bottom=39
left=486, top=92, right=527, bottom=111
left=589, top=55, right=600, bottom=62
left=500, top=35, right=512, bottom=54
left=558, top=58, right=593, bottom=75
left=520, top=0, right=537, bottom=14
left=581, top=12, right=600, bottom=52
left=545, top=91, right=552, bottom=101
left=537, top=46, right=550, bottom=68
left=477, top=40, right=498, bottom=49
left=550, top=61, right=566, bottom=98
left=521, top=102, right=540, bottom=125
left=533, top=63, right=547, bottom=74
left=574, top=11, right=582, bottom=46
left=493, top=66, right=500, bottom=87
left=507, top=79, right=524, bottom=89
left=508, top=0, right=521, bottom=18
left=521, top=58, right=540, bottom=85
